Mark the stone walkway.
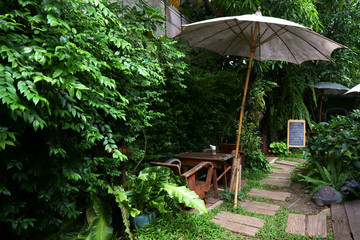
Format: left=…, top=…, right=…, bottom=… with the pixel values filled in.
left=211, top=157, right=329, bottom=238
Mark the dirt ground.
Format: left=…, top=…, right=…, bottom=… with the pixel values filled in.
left=273, top=182, right=326, bottom=214
left=270, top=181, right=334, bottom=236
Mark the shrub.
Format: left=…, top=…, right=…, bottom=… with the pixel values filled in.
left=242, top=120, right=270, bottom=171
left=269, top=141, right=289, bottom=156
left=296, top=110, right=360, bottom=193
left=0, top=0, right=186, bottom=237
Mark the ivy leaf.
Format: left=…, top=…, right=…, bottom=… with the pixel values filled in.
left=47, top=14, right=59, bottom=27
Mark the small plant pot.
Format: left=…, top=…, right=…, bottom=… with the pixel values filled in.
left=130, top=210, right=156, bottom=228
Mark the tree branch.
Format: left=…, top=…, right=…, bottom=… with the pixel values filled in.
left=203, top=0, right=224, bottom=17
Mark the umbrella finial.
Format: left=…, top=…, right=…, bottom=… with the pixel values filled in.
left=255, top=6, right=262, bottom=16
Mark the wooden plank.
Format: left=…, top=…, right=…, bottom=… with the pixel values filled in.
left=248, top=188, right=291, bottom=201
left=211, top=211, right=265, bottom=236
left=307, top=215, right=327, bottom=238
left=259, top=178, right=292, bottom=187
left=212, top=218, right=259, bottom=236
left=285, top=214, right=306, bottom=236
left=207, top=200, right=223, bottom=211
left=290, top=158, right=306, bottom=163
left=267, top=173, right=291, bottom=179
left=276, top=160, right=299, bottom=167
left=331, top=203, right=352, bottom=240
left=215, top=211, right=265, bottom=228
left=240, top=201, right=280, bottom=216
left=344, top=200, right=360, bottom=240
left=272, top=163, right=296, bottom=170
left=271, top=168, right=293, bottom=174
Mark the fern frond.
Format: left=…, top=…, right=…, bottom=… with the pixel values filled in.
left=323, top=167, right=332, bottom=186
left=163, top=184, right=208, bottom=214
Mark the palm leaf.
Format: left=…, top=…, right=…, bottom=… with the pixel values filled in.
left=315, top=161, right=328, bottom=182
left=163, top=183, right=208, bottom=214
left=78, top=195, right=113, bottom=240
left=322, top=167, right=333, bottom=186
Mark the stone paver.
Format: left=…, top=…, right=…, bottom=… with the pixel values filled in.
left=285, top=214, right=306, bottom=236
left=290, top=158, right=307, bottom=163
left=210, top=158, right=320, bottom=239
left=272, top=163, right=296, bottom=170
left=308, top=215, right=327, bottom=238
left=267, top=173, right=291, bottom=179
left=248, top=188, right=291, bottom=201
left=212, top=211, right=265, bottom=236
left=240, top=201, right=280, bottom=216
left=285, top=213, right=327, bottom=238
left=276, top=160, right=299, bottom=167
left=259, top=178, right=292, bottom=187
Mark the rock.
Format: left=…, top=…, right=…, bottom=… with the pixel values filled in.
left=312, top=186, right=343, bottom=207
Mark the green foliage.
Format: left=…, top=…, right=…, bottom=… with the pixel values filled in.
left=0, top=127, right=16, bottom=150
left=78, top=195, right=113, bottom=240
left=124, top=166, right=188, bottom=215
left=297, top=160, right=349, bottom=194
left=302, top=113, right=360, bottom=172
left=297, top=110, right=360, bottom=193
left=134, top=210, right=236, bottom=240
left=108, top=167, right=208, bottom=238
left=220, top=189, right=243, bottom=203
left=163, top=184, right=208, bottom=214
left=107, top=186, right=133, bottom=239
left=0, top=0, right=187, bottom=237
left=241, top=118, right=271, bottom=171
left=270, top=141, right=288, bottom=156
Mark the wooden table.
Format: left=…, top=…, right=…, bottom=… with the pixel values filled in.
left=176, top=152, right=234, bottom=189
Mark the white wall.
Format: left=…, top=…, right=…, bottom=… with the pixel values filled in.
left=144, top=0, right=189, bottom=38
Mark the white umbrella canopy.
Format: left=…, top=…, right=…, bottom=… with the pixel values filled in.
left=177, top=8, right=347, bottom=207
left=345, top=83, right=360, bottom=97
left=178, top=13, right=346, bottom=64
left=314, top=82, right=350, bottom=95
left=313, top=82, right=350, bottom=122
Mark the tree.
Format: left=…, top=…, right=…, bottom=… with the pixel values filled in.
left=176, top=0, right=358, bottom=143
left=0, top=0, right=186, bottom=237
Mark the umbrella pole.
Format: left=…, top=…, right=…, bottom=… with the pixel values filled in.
left=232, top=50, right=255, bottom=206
left=319, top=97, right=323, bottom=122
left=232, top=22, right=259, bottom=208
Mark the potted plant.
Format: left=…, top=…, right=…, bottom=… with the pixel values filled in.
left=108, top=166, right=208, bottom=230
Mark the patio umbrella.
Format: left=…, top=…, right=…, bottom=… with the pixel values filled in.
left=177, top=7, right=347, bottom=207
left=344, top=83, right=360, bottom=97
left=313, top=82, right=350, bottom=121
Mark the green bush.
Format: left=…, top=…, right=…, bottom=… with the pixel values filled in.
left=269, top=141, right=289, bottom=156
left=0, top=0, right=186, bottom=237
left=297, top=110, right=360, bottom=193
left=242, top=120, right=270, bottom=171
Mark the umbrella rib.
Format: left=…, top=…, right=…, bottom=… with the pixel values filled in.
left=189, top=24, right=236, bottom=48
left=259, top=26, right=288, bottom=45
left=226, top=20, right=251, bottom=46
left=282, top=27, right=335, bottom=62
left=264, top=23, right=338, bottom=63
left=257, top=25, right=271, bottom=46
left=263, top=23, right=301, bottom=64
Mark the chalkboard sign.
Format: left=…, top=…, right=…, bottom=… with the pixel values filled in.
left=287, top=120, right=306, bottom=149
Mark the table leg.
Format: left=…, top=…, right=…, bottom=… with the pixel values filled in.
left=212, top=169, right=219, bottom=198
left=224, top=165, right=228, bottom=189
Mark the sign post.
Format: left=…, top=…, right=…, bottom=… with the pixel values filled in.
left=287, top=120, right=306, bottom=152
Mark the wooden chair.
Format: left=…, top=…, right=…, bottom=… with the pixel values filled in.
left=203, top=144, right=245, bottom=189
left=150, top=158, right=218, bottom=203
left=218, top=143, right=245, bottom=166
